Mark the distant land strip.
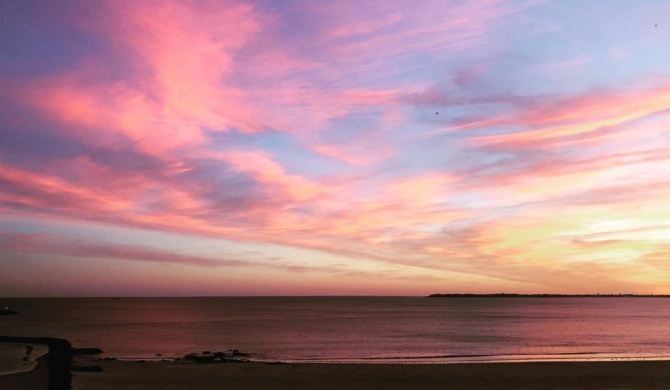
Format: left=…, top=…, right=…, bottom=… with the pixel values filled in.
left=428, top=293, right=670, bottom=298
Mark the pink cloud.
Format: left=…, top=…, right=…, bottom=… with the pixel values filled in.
left=11, top=1, right=268, bottom=158
left=473, top=82, right=670, bottom=147
left=218, top=150, right=328, bottom=203
left=0, top=232, right=235, bottom=267
left=312, top=0, right=532, bottom=67
left=0, top=162, right=140, bottom=213
left=6, top=0, right=670, bottom=295
left=0, top=232, right=448, bottom=294
left=7, top=0, right=537, bottom=169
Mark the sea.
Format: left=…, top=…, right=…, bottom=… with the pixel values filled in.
left=1, top=297, right=670, bottom=364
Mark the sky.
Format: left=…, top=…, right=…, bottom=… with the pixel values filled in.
left=1, top=0, right=670, bottom=297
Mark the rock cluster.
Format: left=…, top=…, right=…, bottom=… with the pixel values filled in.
left=72, top=347, right=104, bottom=356
left=179, top=349, right=251, bottom=364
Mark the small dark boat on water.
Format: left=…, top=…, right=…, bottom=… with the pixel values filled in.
left=0, top=306, right=19, bottom=315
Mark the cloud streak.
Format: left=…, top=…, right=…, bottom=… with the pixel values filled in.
left=2, top=0, right=670, bottom=295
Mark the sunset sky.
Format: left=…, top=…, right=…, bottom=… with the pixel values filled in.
left=1, top=0, right=670, bottom=296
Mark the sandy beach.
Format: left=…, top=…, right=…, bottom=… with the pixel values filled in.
left=0, top=342, right=49, bottom=376
left=69, top=358, right=670, bottom=390
left=2, top=347, right=670, bottom=390
left=0, top=354, right=49, bottom=390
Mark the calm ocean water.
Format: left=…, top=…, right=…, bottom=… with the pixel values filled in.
left=1, top=297, right=669, bottom=363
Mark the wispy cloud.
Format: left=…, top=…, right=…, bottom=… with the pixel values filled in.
left=2, top=0, right=670, bottom=294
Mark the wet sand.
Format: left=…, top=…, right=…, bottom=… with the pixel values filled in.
left=0, top=342, right=49, bottom=376
left=0, top=337, right=73, bottom=390
left=0, top=354, right=49, bottom=390
left=71, top=358, right=670, bottom=390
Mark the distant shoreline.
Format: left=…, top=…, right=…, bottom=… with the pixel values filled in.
left=428, top=293, right=670, bottom=298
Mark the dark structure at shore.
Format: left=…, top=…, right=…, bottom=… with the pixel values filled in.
left=428, top=293, right=670, bottom=298
left=0, top=336, right=72, bottom=390
left=0, top=308, right=19, bottom=315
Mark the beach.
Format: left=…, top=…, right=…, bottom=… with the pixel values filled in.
left=70, top=358, right=670, bottom=390
left=3, top=298, right=670, bottom=389
left=2, top=344, right=670, bottom=390
left=0, top=354, right=49, bottom=390
left=73, top=361, right=670, bottom=390
left=0, top=342, right=47, bottom=376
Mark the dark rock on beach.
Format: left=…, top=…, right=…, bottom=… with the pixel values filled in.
left=194, top=355, right=217, bottom=364
left=72, top=365, right=103, bottom=372
left=180, top=350, right=250, bottom=364
left=72, top=347, right=104, bottom=355
left=186, top=354, right=227, bottom=363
